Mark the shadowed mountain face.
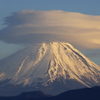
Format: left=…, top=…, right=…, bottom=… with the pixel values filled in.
left=53, top=86, right=100, bottom=100
left=0, top=42, right=100, bottom=96
left=0, top=86, right=100, bottom=100
left=0, top=91, right=51, bottom=100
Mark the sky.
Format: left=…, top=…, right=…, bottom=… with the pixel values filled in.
left=0, top=0, right=100, bottom=65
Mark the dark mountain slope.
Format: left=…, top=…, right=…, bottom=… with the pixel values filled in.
left=0, top=86, right=100, bottom=100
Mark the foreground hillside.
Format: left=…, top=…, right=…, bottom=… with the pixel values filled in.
left=0, top=86, right=100, bottom=100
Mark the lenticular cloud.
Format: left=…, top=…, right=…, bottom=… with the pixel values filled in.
left=0, top=10, right=100, bottom=49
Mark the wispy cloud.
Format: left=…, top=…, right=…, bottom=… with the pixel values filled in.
left=0, top=10, right=100, bottom=49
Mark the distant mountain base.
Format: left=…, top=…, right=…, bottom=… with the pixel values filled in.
left=0, top=86, right=100, bottom=100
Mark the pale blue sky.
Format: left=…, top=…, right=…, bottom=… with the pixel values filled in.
left=0, top=0, right=100, bottom=65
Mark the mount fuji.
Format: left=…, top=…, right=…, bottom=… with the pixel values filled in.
left=0, top=42, right=100, bottom=96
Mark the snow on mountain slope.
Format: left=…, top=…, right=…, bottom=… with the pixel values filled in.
left=0, top=42, right=100, bottom=95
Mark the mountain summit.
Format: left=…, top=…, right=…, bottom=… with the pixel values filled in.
left=0, top=42, right=100, bottom=96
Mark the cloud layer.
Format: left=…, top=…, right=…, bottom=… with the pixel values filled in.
left=0, top=10, right=100, bottom=49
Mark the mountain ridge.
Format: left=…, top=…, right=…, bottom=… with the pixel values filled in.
left=0, top=86, right=100, bottom=100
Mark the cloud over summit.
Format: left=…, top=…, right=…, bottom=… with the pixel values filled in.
left=0, top=10, right=100, bottom=49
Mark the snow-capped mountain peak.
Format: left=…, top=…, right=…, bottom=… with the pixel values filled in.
left=0, top=42, right=100, bottom=95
